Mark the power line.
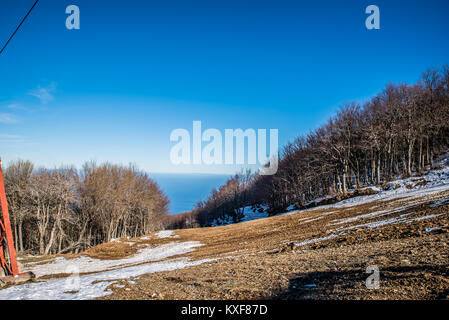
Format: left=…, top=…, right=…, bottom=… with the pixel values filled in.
left=0, top=0, right=39, bottom=56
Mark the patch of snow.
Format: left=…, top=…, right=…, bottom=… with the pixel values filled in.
left=318, top=210, right=339, bottom=216
left=425, top=226, right=443, bottom=232
left=337, top=212, right=446, bottom=232
left=0, top=257, right=215, bottom=300
left=301, top=216, right=325, bottom=224
left=209, top=206, right=269, bottom=227
left=408, top=213, right=444, bottom=222
left=26, top=241, right=203, bottom=278
left=224, top=249, right=249, bottom=255
left=399, top=212, right=416, bottom=218
left=337, top=216, right=405, bottom=232
left=331, top=206, right=416, bottom=226
left=155, top=230, right=179, bottom=238
left=295, top=233, right=345, bottom=247
left=430, top=199, right=449, bottom=208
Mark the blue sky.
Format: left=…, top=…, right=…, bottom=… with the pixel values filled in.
left=1, top=0, right=448, bottom=174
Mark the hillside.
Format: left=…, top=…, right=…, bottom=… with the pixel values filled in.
left=0, top=166, right=448, bottom=300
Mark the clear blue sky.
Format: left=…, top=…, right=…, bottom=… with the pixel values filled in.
left=1, top=0, right=448, bottom=174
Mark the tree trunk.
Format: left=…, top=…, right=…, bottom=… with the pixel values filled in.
left=18, top=222, right=24, bottom=252
left=377, top=156, right=381, bottom=184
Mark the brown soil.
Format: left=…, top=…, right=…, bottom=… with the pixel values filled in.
left=96, top=189, right=449, bottom=300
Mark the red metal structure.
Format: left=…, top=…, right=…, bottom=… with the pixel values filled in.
left=0, top=158, right=34, bottom=283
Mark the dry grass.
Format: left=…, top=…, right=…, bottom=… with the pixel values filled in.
left=84, top=240, right=138, bottom=260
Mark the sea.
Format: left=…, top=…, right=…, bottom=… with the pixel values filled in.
left=149, top=173, right=230, bottom=214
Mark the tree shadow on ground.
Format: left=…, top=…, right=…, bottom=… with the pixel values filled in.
left=271, top=264, right=449, bottom=300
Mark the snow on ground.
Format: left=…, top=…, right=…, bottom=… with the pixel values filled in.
left=300, top=216, right=325, bottom=223
left=336, top=213, right=414, bottom=232
left=298, top=209, right=447, bottom=249
left=292, top=210, right=448, bottom=249
left=330, top=206, right=417, bottom=226
left=155, top=230, right=179, bottom=238
left=295, top=233, right=345, bottom=247
left=324, top=166, right=449, bottom=228
left=0, top=229, right=212, bottom=300
left=409, top=213, right=444, bottom=222
left=425, top=226, right=443, bottom=232
left=209, top=206, right=269, bottom=226
left=290, top=164, right=449, bottom=218
left=325, top=166, right=449, bottom=210
left=26, top=241, right=203, bottom=278
left=288, top=164, right=449, bottom=248
left=430, top=198, right=449, bottom=207
left=240, top=206, right=270, bottom=222
left=0, top=257, right=214, bottom=300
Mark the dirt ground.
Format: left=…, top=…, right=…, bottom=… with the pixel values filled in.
left=98, top=190, right=449, bottom=300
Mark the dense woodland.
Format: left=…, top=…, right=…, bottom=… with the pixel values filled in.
left=176, top=65, right=449, bottom=227
left=4, top=161, right=169, bottom=254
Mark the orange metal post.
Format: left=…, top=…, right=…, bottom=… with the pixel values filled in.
left=0, top=158, right=19, bottom=276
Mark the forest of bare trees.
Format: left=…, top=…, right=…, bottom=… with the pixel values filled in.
left=4, top=161, right=169, bottom=255
left=184, top=65, right=449, bottom=227
left=192, top=170, right=256, bottom=226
